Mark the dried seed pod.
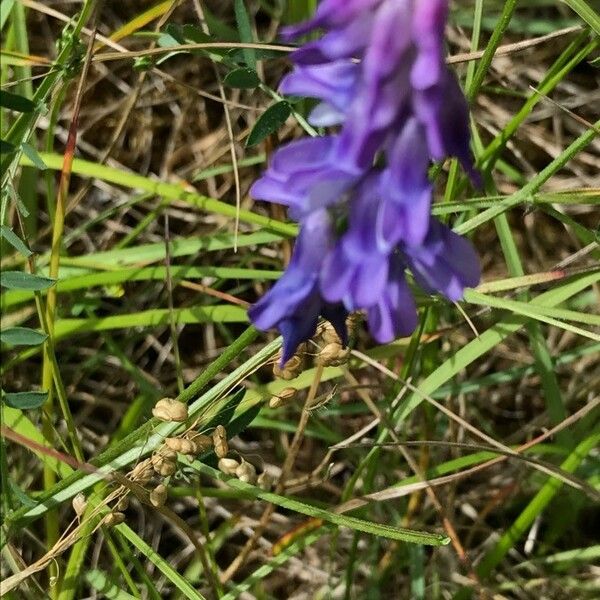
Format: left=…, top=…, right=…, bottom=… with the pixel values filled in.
left=164, top=437, right=196, bottom=455
left=151, top=451, right=177, bottom=477
left=318, top=322, right=342, bottom=345
left=269, top=386, right=298, bottom=409
left=212, top=425, right=228, bottom=458
left=235, top=460, right=257, bottom=484
left=72, top=493, right=87, bottom=518
left=103, top=511, right=125, bottom=527
left=152, top=398, right=188, bottom=422
left=318, top=342, right=350, bottom=367
left=273, top=354, right=303, bottom=380
left=149, top=484, right=168, bottom=507
left=257, top=471, right=274, bottom=491
left=130, top=459, right=154, bottom=484
left=218, top=457, right=240, bottom=475
left=114, top=495, right=130, bottom=512
left=187, top=432, right=212, bottom=454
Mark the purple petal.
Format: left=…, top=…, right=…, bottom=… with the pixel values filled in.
left=410, top=0, right=448, bottom=90
left=402, top=219, right=481, bottom=301
left=366, top=265, right=418, bottom=343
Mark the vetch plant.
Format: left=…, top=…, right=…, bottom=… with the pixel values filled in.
left=248, top=0, right=482, bottom=362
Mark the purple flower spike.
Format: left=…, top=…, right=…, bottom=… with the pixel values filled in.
left=248, top=0, right=481, bottom=357
left=248, top=210, right=347, bottom=364
left=402, top=218, right=481, bottom=302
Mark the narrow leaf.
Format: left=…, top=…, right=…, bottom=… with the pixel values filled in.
left=0, top=225, right=32, bottom=257
left=20, top=142, right=47, bottom=170
left=0, top=139, right=15, bottom=154
left=0, top=270, right=55, bottom=290
left=0, top=89, right=35, bottom=112
left=0, top=327, right=48, bottom=346
left=246, top=101, right=291, bottom=147
left=234, top=0, right=256, bottom=68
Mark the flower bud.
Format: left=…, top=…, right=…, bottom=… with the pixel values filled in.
left=273, top=354, right=303, bottom=380
left=212, top=425, right=229, bottom=458
left=149, top=484, right=168, bottom=507
left=152, top=398, right=188, bottom=422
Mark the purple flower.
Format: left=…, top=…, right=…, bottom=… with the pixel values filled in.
left=247, top=0, right=482, bottom=359
left=248, top=210, right=347, bottom=364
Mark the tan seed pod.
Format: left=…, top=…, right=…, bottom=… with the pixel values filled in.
left=164, top=437, right=196, bottom=455
left=151, top=452, right=177, bottom=476
left=114, top=495, right=130, bottom=512
left=318, top=342, right=350, bottom=367
left=149, top=484, right=168, bottom=507
left=152, top=398, right=188, bottom=422
left=72, top=493, right=87, bottom=518
left=103, top=511, right=125, bottom=527
left=212, top=425, right=229, bottom=458
left=269, top=386, right=297, bottom=409
left=218, top=457, right=240, bottom=475
left=235, top=460, right=256, bottom=484
left=257, top=471, right=274, bottom=491
left=319, top=322, right=342, bottom=345
left=187, top=432, right=212, bottom=453
left=273, top=354, right=303, bottom=380
left=130, top=459, right=154, bottom=484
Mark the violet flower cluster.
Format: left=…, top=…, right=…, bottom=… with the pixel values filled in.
left=249, top=0, right=481, bottom=363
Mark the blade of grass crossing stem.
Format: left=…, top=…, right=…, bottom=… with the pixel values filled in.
left=192, top=463, right=449, bottom=546
left=19, top=152, right=297, bottom=237
left=467, top=0, right=518, bottom=102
